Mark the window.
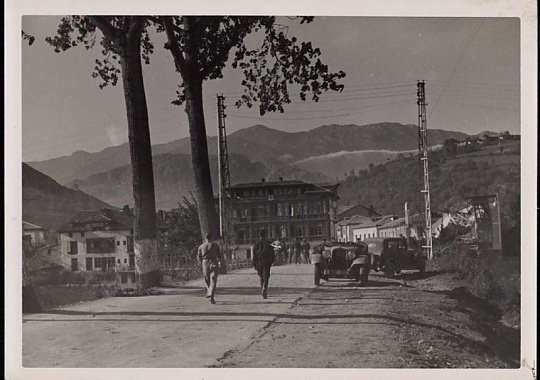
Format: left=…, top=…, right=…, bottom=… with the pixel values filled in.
left=117, top=241, right=120, bottom=246
left=68, top=241, right=78, bottom=255
left=127, top=236, right=134, bottom=252
left=295, top=226, right=303, bottom=237
left=124, top=258, right=127, bottom=263
left=86, top=258, right=93, bottom=271
left=387, top=240, right=398, bottom=250
left=123, top=240, right=126, bottom=246
left=117, top=259, right=121, bottom=264
left=71, top=258, right=79, bottom=272
left=95, top=257, right=115, bottom=270
left=68, top=232, right=73, bottom=238
left=87, top=238, right=115, bottom=253
left=129, top=254, right=135, bottom=268
left=81, top=231, right=85, bottom=237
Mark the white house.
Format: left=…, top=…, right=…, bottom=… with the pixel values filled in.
left=58, top=208, right=135, bottom=274
left=336, top=215, right=372, bottom=242
left=352, top=215, right=396, bottom=241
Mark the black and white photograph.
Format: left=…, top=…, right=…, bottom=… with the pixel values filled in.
left=5, top=1, right=537, bottom=379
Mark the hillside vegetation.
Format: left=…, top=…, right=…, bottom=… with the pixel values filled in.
left=338, top=140, right=520, bottom=254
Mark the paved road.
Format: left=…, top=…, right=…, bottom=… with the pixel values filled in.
left=23, top=264, right=316, bottom=367
left=23, top=263, right=518, bottom=368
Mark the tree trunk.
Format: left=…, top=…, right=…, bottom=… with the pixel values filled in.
left=182, top=16, right=221, bottom=241
left=184, top=75, right=221, bottom=240
left=119, top=34, right=160, bottom=289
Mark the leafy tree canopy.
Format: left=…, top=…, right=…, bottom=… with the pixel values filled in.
left=41, top=16, right=346, bottom=112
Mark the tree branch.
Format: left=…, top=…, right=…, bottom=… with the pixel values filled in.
left=163, top=16, right=189, bottom=79
left=87, top=16, right=119, bottom=44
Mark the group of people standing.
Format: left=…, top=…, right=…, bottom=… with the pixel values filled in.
left=197, top=232, right=318, bottom=304
left=271, top=237, right=311, bottom=265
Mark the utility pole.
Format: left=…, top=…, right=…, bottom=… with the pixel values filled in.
left=217, top=94, right=233, bottom=268
left=417, top=81, right=433, bottom=260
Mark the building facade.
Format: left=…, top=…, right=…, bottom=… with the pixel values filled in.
left=23, top=221, right=47, bottom=245
left=229, top=179, right=339, bottom=257
left=58, top=208, right=135, bottom=273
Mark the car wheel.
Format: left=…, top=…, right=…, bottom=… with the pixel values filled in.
left=314, top=264, right=321, bottom=285
left=354, top=268, right=361, bottom=282
left=418, top=258, right=426, bottom=273
left=360, top=270, right=369, bottom=286
left=385, top=261, right=396, bottom=278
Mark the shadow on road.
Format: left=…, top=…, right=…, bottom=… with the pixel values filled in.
left=161, top=286, right=315, bottom=296
left=394, top=270, right=441, bottom=281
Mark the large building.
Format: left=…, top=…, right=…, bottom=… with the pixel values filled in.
left=228, top=179, right=339, bottom=257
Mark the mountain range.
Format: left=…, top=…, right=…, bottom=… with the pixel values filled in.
left=22, top=163, right=114, bottom=231
left=25, top=122, right=472, bottom=211
left=28, top=123, right=468, bottom=185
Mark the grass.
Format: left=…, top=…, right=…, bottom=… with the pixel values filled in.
left=429, top=245, right=520, bottom=327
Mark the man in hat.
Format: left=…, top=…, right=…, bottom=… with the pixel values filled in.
left=253, top=230, right=275, bottom=299
left=197, top=232, right=225, bottom=304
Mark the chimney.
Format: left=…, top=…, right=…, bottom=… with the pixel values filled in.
left=261, top=178, right=266, bottom=182
left=279, top=177, right=283, bottom=182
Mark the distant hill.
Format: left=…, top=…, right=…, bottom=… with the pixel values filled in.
left=27, top=123, right=471, bottom=185
left=70, top=152, right=330, bottom=210
left=22, top=163, right=114, bottom=231
left=288, top=149, right=418, bottom=179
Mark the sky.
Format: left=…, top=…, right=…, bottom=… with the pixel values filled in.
left=21, top=16, right=520, bottom=162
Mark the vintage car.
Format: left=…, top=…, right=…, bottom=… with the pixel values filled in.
left=311, top=242, right=370, bottom=286
left=363, top=237, right=426, bottom=278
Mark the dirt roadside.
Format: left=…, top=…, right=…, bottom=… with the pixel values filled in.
left=214, top=270, right=520, bottom=368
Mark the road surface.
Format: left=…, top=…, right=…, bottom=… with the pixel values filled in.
left=22, top=263, right=519, bottom=368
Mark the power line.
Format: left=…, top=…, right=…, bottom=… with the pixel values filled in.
left=428, top=19, right=485, bottom=118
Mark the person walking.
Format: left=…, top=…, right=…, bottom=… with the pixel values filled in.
left=301, top=238, right=311, bottom=264
left=197, top=233, right=224, bottom=304
left=253, top=231, right=275, bottom=299
left=287, top=242, right=294, bottom=264
left=293, top=237, right=302, bottom=264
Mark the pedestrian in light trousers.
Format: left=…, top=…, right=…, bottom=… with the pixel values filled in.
left=197, top=233, right=224, bottom=304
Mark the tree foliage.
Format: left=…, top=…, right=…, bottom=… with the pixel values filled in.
left=160, top=195, right=201, bottom=260
left=157, top=16, right=346, bottom=115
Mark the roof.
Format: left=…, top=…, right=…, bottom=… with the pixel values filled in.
left=355, top=215, right=396, bottom=229
left=339, top=215, right=372, bottom=226
left=337, top=203, right=381, bottom=217
left=23, top=221, right=46, bottom=231
left=232, top=180, right=339, bottom=191
left=337, top=205, right=355, bottom=215
left=59, top=208, right=134, bottom=232
left=232, top=180, right=309, bottom=189
left=378, top=213, right=424, bottom=229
